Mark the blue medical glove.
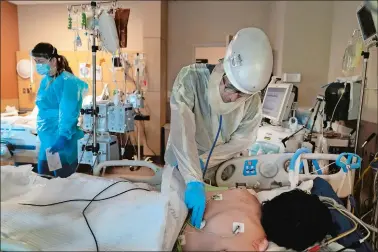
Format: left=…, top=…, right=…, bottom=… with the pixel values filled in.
left=50, top=136, right=68, bottom=154
left=199, top=158, right=205, bottom=172
left=185, top=181, right=206, bottom=229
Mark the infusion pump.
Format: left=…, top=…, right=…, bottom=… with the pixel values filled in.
left=78, top=133, right=120, bottom=165
left=78, top=100, right=135, bottom=165
left=81, top=101, right=135, bottom=133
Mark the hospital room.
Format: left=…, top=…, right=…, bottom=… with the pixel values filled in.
left=1, top=0, right=378, bottom=251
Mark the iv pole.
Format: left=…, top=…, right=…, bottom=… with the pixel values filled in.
left=90, top=1, right=99, bottom=166
left=68, top=0, right=117, bottom=168
left=354, top=39, right=378, bottom=153
left=69, top=0, right=150, bottom=165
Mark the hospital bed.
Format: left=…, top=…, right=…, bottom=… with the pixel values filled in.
left=1, top=153, right=374, bottom=251
left=1, top=160, right=187, bottom=251
left=214, top=152, right=358, bottom=198
left=0, top=108, right=39, bottom=165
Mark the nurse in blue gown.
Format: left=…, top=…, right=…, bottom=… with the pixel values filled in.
left=31, top=43, right=88, bottom=178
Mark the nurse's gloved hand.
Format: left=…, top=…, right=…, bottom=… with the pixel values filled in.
left=50, top=136, right=68, bottom=154
left=185, top=181, right=206, bottom=229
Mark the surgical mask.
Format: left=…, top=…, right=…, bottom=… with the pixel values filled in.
left=36, top=63, right=51, bottom=76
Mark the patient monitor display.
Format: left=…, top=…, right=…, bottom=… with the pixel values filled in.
left=262, top=83, right=293, bottom=123
left=357, top=3, right=377, bottom=43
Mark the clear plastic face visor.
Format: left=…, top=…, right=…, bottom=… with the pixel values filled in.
left=218, top=58, right=249, bottom=97
left=31, top=57, right=51, bottom=65
left=222, top=73, right=249, bottom=97
left=30, top=51, right=52, bottom=64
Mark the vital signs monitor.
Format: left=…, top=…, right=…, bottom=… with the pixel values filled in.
left=262, top=83, right=294, bottom=123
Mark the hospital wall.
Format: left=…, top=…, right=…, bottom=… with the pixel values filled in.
left=16, top=1, right=168, bottom=156
left=167, top=1, right=337, bottom=110
left=17, top=3, right=143, bottom=52
left=328, top=1, right=378, bottom=124
left=167, top=1, right=273, bottom=92
left=1, top=1, right=20, bottom=111
left=268, top=1, right=334, bottom=108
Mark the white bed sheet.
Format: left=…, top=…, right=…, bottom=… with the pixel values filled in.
left=1, top=165, right=187, bottom=251
left=1, top=107, right=38, bottom=134
left=1, top=116, right=37, bottom=134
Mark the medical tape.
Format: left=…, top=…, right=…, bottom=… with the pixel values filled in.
left=232, top=222, right=245, bottom=234
left=211, top=194, right=223, bottom=201
left=200, top=220, right=206, bottom=229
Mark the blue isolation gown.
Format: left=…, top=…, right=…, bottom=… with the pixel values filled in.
left=36, top=71, right=88, bottom=176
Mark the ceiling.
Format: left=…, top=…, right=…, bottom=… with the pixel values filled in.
left=9, top=1, right=88, bottom=5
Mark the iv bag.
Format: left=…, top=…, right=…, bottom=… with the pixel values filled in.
left=98, top=11, right=120, bottom=54
left=115, top=9, right=130, bottom=48
left=342, top=30, right=363, bottom=76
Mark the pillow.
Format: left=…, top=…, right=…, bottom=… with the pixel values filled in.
left=256, top=180, right=313, bottom=203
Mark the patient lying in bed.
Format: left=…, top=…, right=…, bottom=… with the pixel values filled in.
left=181, top=186, right=333, bottom=252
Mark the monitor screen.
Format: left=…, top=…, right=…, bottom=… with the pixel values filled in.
left=357, top=5, right=377, bottom=40
left=262, top=87, right=288, bottom=120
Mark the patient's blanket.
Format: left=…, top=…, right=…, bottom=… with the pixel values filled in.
left=1, top=107, right=38, bottom=134
left=0, top=115, right=37, bottom=134
left=1, top=165, right=187, bottom=251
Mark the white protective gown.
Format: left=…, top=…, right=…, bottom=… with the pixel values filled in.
left=165, top=63, right=262, bottom=184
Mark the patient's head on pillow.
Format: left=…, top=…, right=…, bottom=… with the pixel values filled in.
left=261, top=189, right=332, bottom=251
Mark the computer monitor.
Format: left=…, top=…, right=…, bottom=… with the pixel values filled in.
left=262, top=83, right=294, bottom=123
left=357, top=3, right=377, bottom=44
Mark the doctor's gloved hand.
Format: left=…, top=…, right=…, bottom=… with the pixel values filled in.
left=50, top=136, right=68, bottom=154
left=185, top=181, right=206, bottom=229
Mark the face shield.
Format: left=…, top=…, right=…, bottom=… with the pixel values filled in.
left=222, top=74, right=249, bottom=97
left=208, top=64, right=256, bottom=115
left=31, top=50, right=51, bottom=60
left=31, top=45, right=58, bottom=63
left=32, top=57, right=51, bottom=65
left=30, top=44, right=58, bottom=77
left=216, top=59, right=250, bottom=101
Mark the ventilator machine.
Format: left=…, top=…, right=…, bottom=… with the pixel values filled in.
left=251, top=79, right=298, bottom=155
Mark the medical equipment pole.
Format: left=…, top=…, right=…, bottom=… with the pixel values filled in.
left=136, top=71, right=141, bottom=161
left=282, top=99, right=319, bottom=147
left=354, top=40, right=377, bottom=153
left=373, top=199, right=378, bottom=248
left=307, top=95, right=324, bottom=143
left=91, top=1, right=99, bottom=165
left=137, top=125, right=141, bottom=160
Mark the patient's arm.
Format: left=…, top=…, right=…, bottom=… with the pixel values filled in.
left=181, top=188, right=268, bottom=251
